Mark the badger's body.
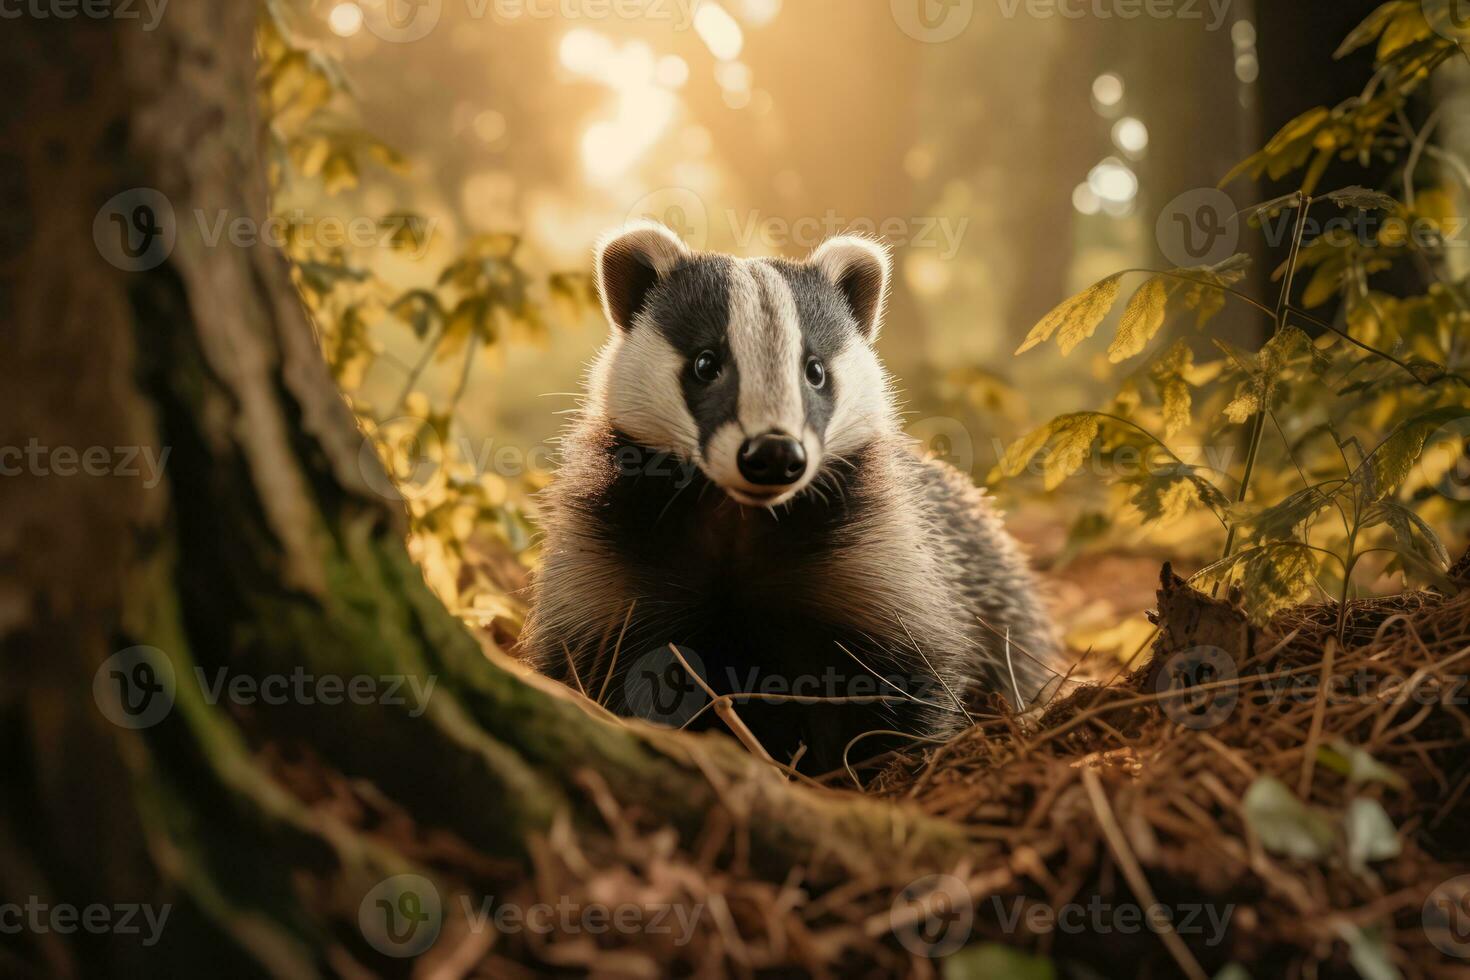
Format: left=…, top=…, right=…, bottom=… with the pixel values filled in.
left=522, top=224, right=1059, bottom=773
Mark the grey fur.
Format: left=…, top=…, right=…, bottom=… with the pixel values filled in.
left=521, top=229, right=1061, bottom=772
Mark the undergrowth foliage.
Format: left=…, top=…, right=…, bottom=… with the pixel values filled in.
left=258, top=2, right=596, bottom=628
left=263, top=0, right=1469, bottom=643
left=998, top=4, right=1470, bottom=630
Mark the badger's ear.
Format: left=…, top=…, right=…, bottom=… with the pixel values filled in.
left=594, top=222, right=690, bottom=332
left=809, top=235, right=891, bottom=343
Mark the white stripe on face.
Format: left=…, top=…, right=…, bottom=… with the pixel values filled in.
left=601, top=328, right=700, bottom=457
left=823, top=339, right=890, bottom=459
left=730, top=260, right=806, bottom=437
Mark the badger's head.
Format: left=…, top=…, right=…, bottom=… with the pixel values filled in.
left=586, top=222, right=896, bottom=508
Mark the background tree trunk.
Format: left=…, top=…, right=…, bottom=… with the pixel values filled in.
left=0, top=7, right=971, bottom=976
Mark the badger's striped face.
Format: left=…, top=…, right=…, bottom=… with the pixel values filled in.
left=589, top=224, right=894, bottom=508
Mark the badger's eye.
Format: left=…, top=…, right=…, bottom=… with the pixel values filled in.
left=805, top=356, right=827, bottom=389
left=692, top=350, right=721, bottom=383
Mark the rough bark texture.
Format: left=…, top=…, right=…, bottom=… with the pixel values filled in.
left=0, top=7, right=974, bottom=977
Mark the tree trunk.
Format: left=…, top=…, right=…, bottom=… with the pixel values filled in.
left=0, top=7, right=972, bottom=977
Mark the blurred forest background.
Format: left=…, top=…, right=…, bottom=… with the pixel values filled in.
left=265, top=0, right=1470, bottom=665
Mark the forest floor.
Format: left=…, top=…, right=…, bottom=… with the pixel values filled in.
left=373, top=529, right=1470, bottom=976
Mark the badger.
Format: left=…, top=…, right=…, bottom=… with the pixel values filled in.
left=521, top=223, right=1060, bottom=774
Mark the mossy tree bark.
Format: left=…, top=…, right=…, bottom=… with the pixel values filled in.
left=0, top=7, right=971, bottom=976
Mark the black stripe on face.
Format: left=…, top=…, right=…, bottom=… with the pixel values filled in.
left=640, top=255, right=740, bottom=451
left=767, top=260, right=850, bottom=443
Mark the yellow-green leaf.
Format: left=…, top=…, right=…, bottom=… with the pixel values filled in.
left=993, top=413, right=1102, bottom=490
left=1370, top=406, right=1468, bottom=500
left=1043, top=414, right=1102, bottom=490
left=1224, top=391, right=1259, bottom=423
left=994, top=425, right=1054, bottom=480
left=1229, top=545, right=1318, bottom=624
left=1015, top=274, right=1124, bottom=356
left=1108, top=276, right=1168, bottom=363
left=1301, top=264, right=1341, bottom=308
left=1149, top=340, right=1196, bottom=438
left=1334, top=1, right=1412, bottom=59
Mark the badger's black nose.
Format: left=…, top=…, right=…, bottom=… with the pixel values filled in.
left=738, top=433, right=807, bottom=486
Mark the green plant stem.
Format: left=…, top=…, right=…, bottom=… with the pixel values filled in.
left=1337, top=534, right=1359, bottom=643
left=1216, top=193, right=1311, bottom=592
left=390, top=321, right=446, bottom=417
left=1336, top=469, right=1364, bottom=644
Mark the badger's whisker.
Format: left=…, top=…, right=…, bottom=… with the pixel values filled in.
left=894, top=610, right=974, bottom=727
